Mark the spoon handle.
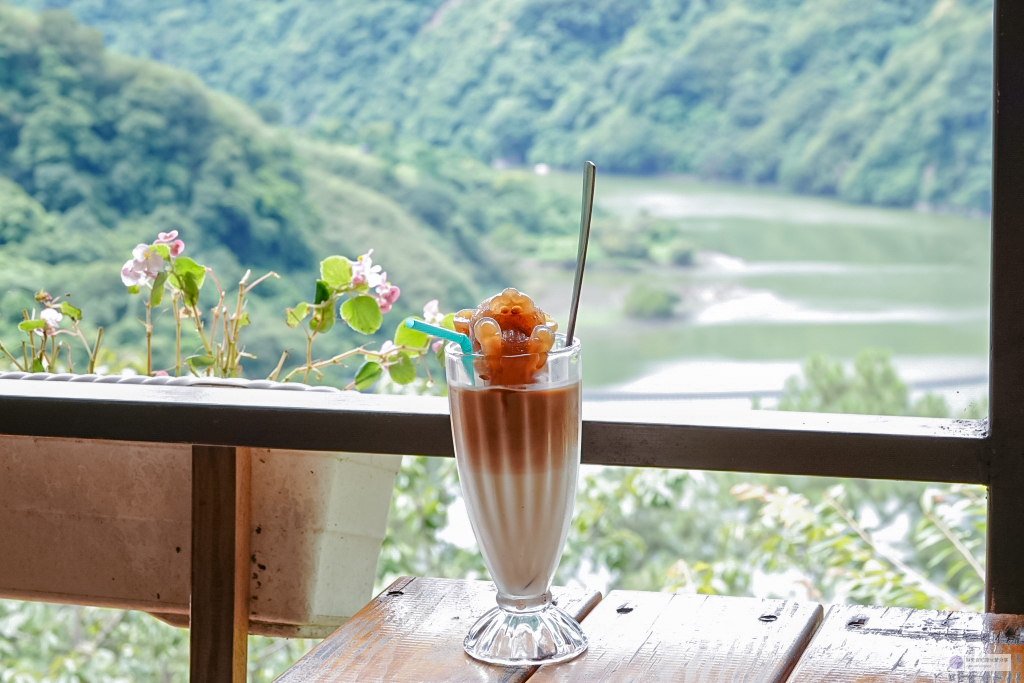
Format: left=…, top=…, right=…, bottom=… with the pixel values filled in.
left=566, top=161, right=596, bottom=345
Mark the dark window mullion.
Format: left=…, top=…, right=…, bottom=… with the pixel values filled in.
left=985, top=0, right=1024, bottom=615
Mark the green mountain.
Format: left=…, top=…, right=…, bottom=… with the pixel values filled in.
left=11, top=0, right=994, bottom=212
left=0, top=5, right=575, bottom=378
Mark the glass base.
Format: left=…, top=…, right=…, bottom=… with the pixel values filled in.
left=463, top=593, right=588, bottom=666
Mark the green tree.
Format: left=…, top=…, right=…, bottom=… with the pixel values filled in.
left=16, top=0, right=993, bottom=211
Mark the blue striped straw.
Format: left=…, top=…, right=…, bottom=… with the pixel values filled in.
left=404, top=318, right=472, bottom=353
left=404, top=318, right=476, bottom=384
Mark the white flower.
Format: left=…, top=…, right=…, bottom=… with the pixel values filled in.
left=379, top=340, right=398, bottom=357
left=33, top=307, right=63, bottom=336
left=350, top=249, right=384, bottom=288
left=422, top=299, right=444, bottom=325
left=40, top=308, right=62, bottom=330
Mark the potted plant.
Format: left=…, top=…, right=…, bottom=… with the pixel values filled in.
left=0, top=231, right=455, bottom=635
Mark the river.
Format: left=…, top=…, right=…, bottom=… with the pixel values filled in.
left=520, top=173, right=990, bottom=415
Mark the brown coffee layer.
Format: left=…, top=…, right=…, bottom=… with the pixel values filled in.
left=450, top=383, right=581, bottom=476
left=450, top=381, right=581, bottom=597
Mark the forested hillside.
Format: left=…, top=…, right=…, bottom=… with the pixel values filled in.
left=0, top=5, right=575, bottom=378
left=12, top=0, right=994, bottom=212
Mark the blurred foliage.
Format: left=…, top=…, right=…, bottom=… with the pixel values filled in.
left=378, top=456, right=487, bottom=591
left=779, top=347, right=953, bottom=417
left=13, top=0, right=994, bottom=212
left=623, top=284, right=680, bottom=319
left=0, top=599, right=316, bottom=682
left=593, top=211, right=697, bottom=267
left=0, top=6, right=576, bottom=382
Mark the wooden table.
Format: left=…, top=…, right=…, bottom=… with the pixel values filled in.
left=278, top=578, right=1024, bottom=681
left=787, top=604, right=1024, bottom=681
left=277, top=577, right=823, bottom=682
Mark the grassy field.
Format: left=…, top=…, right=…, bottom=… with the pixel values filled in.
left=518, top=173, right=991, bottom=393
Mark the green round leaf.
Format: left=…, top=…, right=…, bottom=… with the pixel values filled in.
left=354, top=360, right=383, bottom=391
left=310, top=304, right=335, bottom=333
left=170, top=257, right=206, bottom=306
left=340, top=296, right=383, bottom=334
left=149, top=243, right=170, bottom=260
left=286, top=302, right=310, bottom=328
left=314, top=279, right=332, bottom=305
left=18, top=319, right=46, bottom=332
left=320, top=256, right=352, bottom=288
left=388, top=355, right=416, bottom=385
left=171, top=256, right=205, bottom=285
left=59, top=302, right=82, bottom=321
left=181, top=272, right=201, bottom=306
left=150, top=272, right=168, bottom=307
left=441, top=313, right=456, bottom=331
left=395, top=318, right=429, bottom=350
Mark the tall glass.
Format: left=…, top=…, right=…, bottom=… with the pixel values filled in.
left=445, top=334, right=587, bottom=665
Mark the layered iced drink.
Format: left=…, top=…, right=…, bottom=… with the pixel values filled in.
left=445, top=288, right=587, bottom=665
left=450, top=382, right=580, bottom=599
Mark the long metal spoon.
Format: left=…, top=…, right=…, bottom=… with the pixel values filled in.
left=566, top=161, right=596, bottom=346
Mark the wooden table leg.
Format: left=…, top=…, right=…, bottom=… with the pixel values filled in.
left=191, top=445, right=251, bottom=682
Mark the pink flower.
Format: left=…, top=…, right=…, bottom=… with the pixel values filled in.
left=154, top=230, right=185, bottom=257
left=431, top=339, right=443, bottom=353
left=422, top=299, right=444, bottom=325
left=373, top=278, right=400, bottom=314
left=350, top=249, right=384, bottom=288
left=121, top=243, right=164, bottom=287
left=153, top=370, right=169, bottom=377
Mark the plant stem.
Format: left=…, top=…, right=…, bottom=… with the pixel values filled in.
left=0, top=340, right=24, bottom=371
left=267, top=350, right=290, bottom=381
left=283, top=344, right=369, bottom=383
left=227, top=280, right=245, bottom=376
left=244, top=271, right=279, bottom=294
left=173, top=292, right=181, bottom=377
left=302, top=333, right=314, bottom=383
left=222, top=304, right=230, bottom=376
left=421, top=353, right=433, bottom=385
left=145, top=302, right=152, bottom=376
left=90, top=327, right=103, bottom=374
left=190, top=303, right=214, bottom=358
left=62, top=341, right=73, bottom=372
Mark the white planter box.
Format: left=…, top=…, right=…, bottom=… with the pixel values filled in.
left=0, top=434, right=402, bottom=637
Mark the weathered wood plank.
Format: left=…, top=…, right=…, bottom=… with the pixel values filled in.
left=190, top=445, right=251, bottom=683
left=529, top=591, right=822, bottom=682
left=276, top=577, right=601, bottom=683
left=787, top=604, right=1024, bottom=681
left=0, top=380, right=988, bottom=483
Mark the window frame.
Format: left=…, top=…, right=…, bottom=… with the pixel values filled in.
left=0, top=0, right=1017, bottom=612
